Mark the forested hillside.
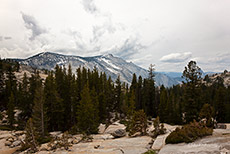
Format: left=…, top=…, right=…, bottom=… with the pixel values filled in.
left=0, top=59, right=230, bottom=148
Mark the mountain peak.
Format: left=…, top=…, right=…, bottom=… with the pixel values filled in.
left=102, top=53, right=114, bottom=58
left=15, top=52, right=181, bottom=87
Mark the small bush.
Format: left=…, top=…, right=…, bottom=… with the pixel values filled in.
left=127, top=110, right=147, bottom=136
left=119, top=119, right=129, bottom=126
left=81, top=133, right=93, bottom=142
left=0, top=125, right=13, bottom=131
left=0, top=113, right=2, bottom=121
left=48, top=131, right=72, bottom=150
left=142, top=150, right=156, bottom=154
left=37, top=136, right=52, bottom=144
left=166, top=120, right=213, bottom=144
left=152, top=116, right=166, bottom=138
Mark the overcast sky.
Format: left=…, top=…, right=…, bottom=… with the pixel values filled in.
left=0, top=0, right=230, bottom=72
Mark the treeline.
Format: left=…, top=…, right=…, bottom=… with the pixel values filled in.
left=0, top=59, right=230, bottom=136
left=0, top=60, right=156, bottom=135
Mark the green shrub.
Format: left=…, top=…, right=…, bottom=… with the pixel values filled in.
left=0, top=125, right=14, bottom=131
left=142, top=150, right=156, bottom=154
left=37, top=136, right=52, bottom=144
left=119, top=119, right=129, bottom=126
left=0, top=113, right=2, bottom=121
left=166, top=120, right=213, bottom=144
left=127, top=110, right=147, bottom=136
left=152, top=116, right=166, bottom=138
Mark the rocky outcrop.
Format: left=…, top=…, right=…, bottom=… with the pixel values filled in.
left=159, top=128, right=230, bottom=154
left=71, top=136, right=152, bottom=154
left=1, top=123, right=229, bottom=154
left=151, top=133, right=169, bottom=150
left=111, top=129, right=126, bottom=138
left=98, top=124, right=106, bottom=134
left=104, top=121, right=126, bottom=134
left=4, top=131, right=25, bottom=148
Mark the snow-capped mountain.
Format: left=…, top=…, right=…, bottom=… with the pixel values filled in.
left=15, top=52, right=181, bottom=87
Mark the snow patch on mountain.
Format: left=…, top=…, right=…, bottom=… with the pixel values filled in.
left=15, top=52, right=181, bottom=87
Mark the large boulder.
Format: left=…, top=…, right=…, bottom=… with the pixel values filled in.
left=39, top=143, right=50, bottom=151
left=216, top=123, right=227, bottom=129
left=12, top=140, right=21, bottom=147
left=111, top=129, right=126, bottom=138
left=151, top=133, right=170, bottom=150
left=5, top=141, right=11, bottom=146
left=98, top=123, right=106, bottom=134
left=104, top=122, right=126, bottom=134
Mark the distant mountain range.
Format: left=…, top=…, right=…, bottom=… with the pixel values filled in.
left=14, top=52, right=182, bottom=87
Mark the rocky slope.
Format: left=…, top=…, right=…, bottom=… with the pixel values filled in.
left=203, top=70, right=230, bottom=87
left=15, top=52, right=181, bottom=87
left=159, top=128, right=230, bottom=154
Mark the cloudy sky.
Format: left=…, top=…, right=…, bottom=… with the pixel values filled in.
left=0, top=0, right=230, bottom=72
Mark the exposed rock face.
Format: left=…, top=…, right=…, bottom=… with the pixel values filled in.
left=203, top=70, right=230, bottom=87
left=0, top=131, right=21, bottom=154
left=39, top=143, right=50, bottom=151
left=216, top=123, right=227, bottom=129
left=1, top=123, right=230, bottom=154
left=104, top=122, right=126, bottom=134
left=159, top=128, right=230, bottom=154
left=151, top=133, right=169, bottom=150
left=98, top=124, right=106, bottom=134
left=12, top=140, right=21, bottom=147
left=70, top=136, right=152, bottom=154
left=111, top=129, right=126, bottom=138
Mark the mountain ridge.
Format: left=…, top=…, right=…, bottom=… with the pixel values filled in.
left=14, top=52, right=181, bottom=87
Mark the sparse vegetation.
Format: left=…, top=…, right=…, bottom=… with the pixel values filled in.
left=152, top=116, right=166, bottom=138
left=142, top=150, right=156, bottom=154
left=128, top=110, right=147, bottom=136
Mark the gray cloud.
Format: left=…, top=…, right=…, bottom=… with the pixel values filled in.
left=160, top=52, right=192, bottom=63
left=0, top=36, right=12, bottom=41
left=81, top=0, right=99, bottom=14
left=4, top=36, right=12, bottom=40
left=91, top=22, right=116, bottom=43
left=210, top=52, right=230, bottom=64
left=110, top=38, right=146, bottom=60
left=69, top=30, right=86, bottom=51
left=21, top=12, right=47, bottom=40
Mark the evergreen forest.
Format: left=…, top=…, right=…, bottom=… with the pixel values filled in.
left=0, top=59, right=230, bottom=139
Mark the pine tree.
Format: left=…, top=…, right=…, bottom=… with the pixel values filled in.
left=166, top=93, right=174, bottom=124
left=24, top=118, right=38, bottom=152
left=5, top=65, right=17, bottom=108
left=127, top=90, right=136, bottom=118
left=98, top=92, right=106, bottom=122
left=199, top=104, right=214, bottom=127
left=143, top=64, right=156, bottom=117
left=32, top=84, right=48, bottom=142
left=18, top=73, right=30, bottom=123
left=28, top=70, right=42, bottom=118
left=158, top=86, right=168, bottom=122
left=76, top=83, right=99, bottom=135
left=7, top=92, right=15, bottom=127
left=137, top=76, right=143, bottom=110
left=114, top=75, right=122, bottom=113
left=128, top=110, right=147, bottom=136
left=44, top=72, right=64, bottom=131
left=0, top=59, right=5, bottom=109
left=182, top=61, right=202, bottom=123
left=214, top=87, right=226, bottom=122
left=62, top=64, right=75, bottom=130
